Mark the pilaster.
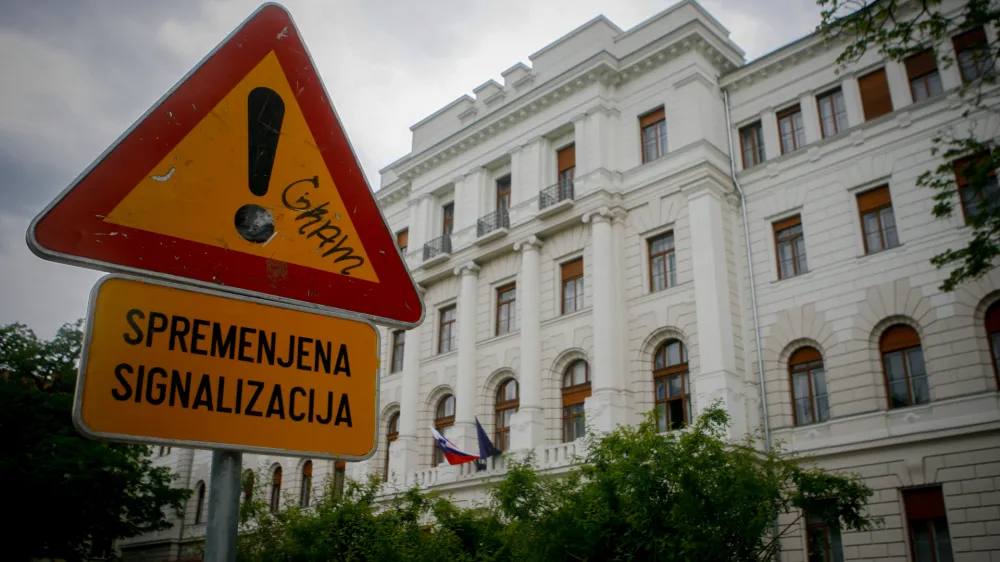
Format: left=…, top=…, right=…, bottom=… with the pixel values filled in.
left=760, top=108, right=780, bottom=163
left=841, top=74, right=865, bottom=128
left=389, top=285, right=425, bottom=480
left=885, top=59, right=913, bottom=109
left=799, top=92, right=821, bottom=144
left=510, top=235, right=544, bottom=450
left=452, top=261, right=480, bottom=452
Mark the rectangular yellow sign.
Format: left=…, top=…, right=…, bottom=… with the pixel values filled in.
left=74, top=275, right=380, bottom=460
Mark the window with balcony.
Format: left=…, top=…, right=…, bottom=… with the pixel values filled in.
left=817, top=88, right=848, bottom=138
left=496, top=175, right=511, bottom=211
left=390, top=330, right=405, bottom=373
left=396, top=229, right=408, bottom=254
left=954, top=156, right=1000, bottom=222
left=384, top=413, right=398, bottom=477
left=496, top=284, right=516, bottom=335
left=442, top=202, right=454, bottom=236
left=478, top=176, right=510, bottom=237
left=557, top=144, right=575, bottom=188
left=561, top=258, right=584, bottom=314
left=805, top=501, right=844, bottom=562
left=954, top=27, right=994, bottom=83
left=432, top=395, right=455, bottom=467
left=739, top=121, right=765, bottom=168
left=648, top=232, right=677, bottom=292
left=653, top=339, right=690, bottom=432
left=777, top=105, right=805, bottom=154
left=857, top=185, right=899, bottom=253
left=905, top=49, right=943, bottom=101
left=424, top=203, right=454, bottom=260
left=774, top=215, right=808, bottom=279
left=880, top=324, right=929, bottom=408
left=903, top=487, right=954, bottom=562
left=789, top=347, right=829, bottom=426
left=300, top=460, right=313, bottom=508
left=858, top=68, right=893, bottom=121
left=438, top=305, right=456, bottom=354
left=562, top=360, right=590, bottom=442
left=640, top=107, right=667, bottom=163
left=495, top=379, right=519, bottom=452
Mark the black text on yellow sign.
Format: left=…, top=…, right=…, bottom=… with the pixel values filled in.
left=75, top=275, right=380, bottom=459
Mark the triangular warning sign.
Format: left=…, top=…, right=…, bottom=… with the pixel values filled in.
left=27, top=3, right=423, bottom=327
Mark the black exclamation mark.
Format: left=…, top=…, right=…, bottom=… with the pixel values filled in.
left=234, top=87, right=285, bottom=243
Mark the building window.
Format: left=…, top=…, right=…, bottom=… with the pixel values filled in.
left=987, top=302, right=1000, bottom=387
left=496, top=284, right=516, bottom=335
left=384, top=413, right=398, bottom=477
left=269, top=466, right=282, bottom=514
left=158, top=446, right=171, bottom=456
left=905, top=49, right=943, bottom=101
left=805, top=501, right=844, bottom=562
left=438, top=305, right=456, bottom=354
left=442, top=202, right=454, bottom=236
left=496, top=175, right=511, bottom=212
left=857, top=185, right=899, bottom=253
left=653, top=339, right=690, bottom=432
left=433, top=395, right=456, bottom=466
left=495, top=379, right=519, bottom=452
left=858, top=68, right=893, bottom=121
left=333, top=461, right=346, bottom=498
left=903, top=487, right=954, bottom=562
left=954, top=156, right=1000, bottom=222
left=390, top=330, right=405, bottom=373
left=562, top=360, right=591, bottom=443
left=790, top=347, right=830, bottom=426
left=640, top=107, right=667, bottom=163
left=817, top=88, right=848, bottom=138
left=299, top=461, right=312, bottom=508
left=954, top=27, right=994, bottom=83
left=561, top=258, right=584, bottom=314
left=777, top=105, right=805, bottom=154
left=557, top=144, right=575, bottom=188
left=396, top=229, right=408, bottom=254
left=194, top=481, right=206, bottom=525
left=881, top=324, right=929, bottom=408
left=648, top=232, right=677, bottom=292
left=774, top=215, right=808, bottom=279
left=739, top=121, right=765, bottom=168
left=243, top=470, right=254, bottom=503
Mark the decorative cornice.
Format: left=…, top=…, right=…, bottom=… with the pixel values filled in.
left=513, top=235, right=543, bottom=252
left=454, top=261, right=480, bottom=276
left=582, top=205, right=627, bottom=224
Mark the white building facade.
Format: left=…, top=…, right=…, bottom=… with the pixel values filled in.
left=121, top=1, right=1000, bottom=560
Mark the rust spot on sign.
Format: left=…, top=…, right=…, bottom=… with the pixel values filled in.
left=266, top=259, right=288, bottom=288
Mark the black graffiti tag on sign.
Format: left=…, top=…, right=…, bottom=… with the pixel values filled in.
left=281, top=177, right=366, bottom=275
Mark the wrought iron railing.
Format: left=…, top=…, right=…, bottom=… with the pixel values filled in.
left=422, top=234, right=452, bottom=261
left=539, top=180, right=574, bottom=210
left=476, top=208, right=510, bottom=237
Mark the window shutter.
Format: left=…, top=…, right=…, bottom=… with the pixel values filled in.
left=903, top=487, right=947, bottom=520
left=772, top=215, right=801, bottom=234
left=953, top=27, right=987, bottom=51
left=396, top=229, right=408, bottom=249
left=639, top=107, right=665, bottom=128
left=904, top=50, right=938, bottom=79
left=858, top=69, right=893, bottom=120
left=561, top=258, right=583, bottom=281
left=557, top=144, right=576, bottom=172
left=880, top=324, right=921, bottom=353
left=857, top=185, right=892, bottom=213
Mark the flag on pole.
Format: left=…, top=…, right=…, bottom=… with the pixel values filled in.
left=475, top=417, right=501, bottom=459
left=430, top=427, right=479, bottom=465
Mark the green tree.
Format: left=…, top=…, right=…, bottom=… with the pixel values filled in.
left=0, top=321, right=190, bottom=562
left=817, top=0, right=1000, bottom=291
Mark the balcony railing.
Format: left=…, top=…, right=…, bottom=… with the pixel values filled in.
left=539, top=180, right=574, bottom=210
left=422, top=234, right=452, bottom=261
left=476, top=208, right=509, bottom=237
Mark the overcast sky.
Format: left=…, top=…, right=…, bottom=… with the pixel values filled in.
left=0, top=0, right=820, bottom=339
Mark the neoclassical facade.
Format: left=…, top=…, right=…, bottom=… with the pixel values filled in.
left=121, top=1, right=1000, bottom=560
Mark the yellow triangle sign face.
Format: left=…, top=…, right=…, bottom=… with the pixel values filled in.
left=104, top=51, right=379, bottom=284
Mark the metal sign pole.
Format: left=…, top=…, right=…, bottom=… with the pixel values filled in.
left=204, top=450, right=242, bottom=562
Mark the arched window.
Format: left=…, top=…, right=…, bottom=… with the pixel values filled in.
left=562, top=360, right=591, bottom=442
left=495, top=379, right=519, bottom=452
left=881, top=324, right=929, bottom=408
left=987, top=302, right=1000, bottom=387
left=194, top=481, right=206, bottom=524
left=269, top=466, right=282, bottom=514
left=299, top=461, right=313, bottom=508
left=653, top=339, right=690, bottom=432
left=384, top=413, right=399, bottom=477
left=243, top=469, right=254, bottom=503
left=789, top=347, right=829, bottom=425
left=334, top=461, right=347, bottom=498
left=433, top=395, right=456, bottom=466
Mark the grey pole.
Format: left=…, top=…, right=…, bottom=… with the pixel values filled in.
left=204, top=450, right=242, bottom=562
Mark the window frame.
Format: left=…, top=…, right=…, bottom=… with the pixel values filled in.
left=495, top=283, right=516, bottom=335
left=441, top=202, right=454, bottom=236
left=195, top=481, right=206, bottom=525
left=562, top=360, right=591, bottom=443
left=433, top=395, right=456, bottom=467
left=858, top=68, right=894, bottom=121
left=880, top=324, right=929, bottom=409
left=648, top=232, right=677, bottom=293
left=300, top=460, right=313, bottom=508
left=639, top=107, right=667, bottom=163
left=804, top=502, right=844, bottom=562
left=269, top=466, right=282, bottom=514
left=987, top=302, right=1000, bottom=389
left=739, top=121, right=765, bottom=169
left=384, top=413, right=399, bottom=477
left=438, top=305, right=457, bottom=354
left=653, top=340, right=691, bottom=432
left=495, top=379, right=519, bottom=452
left=903, top=487, right=954, bottom=562
left=333, top=461, right=346, bottom=498
left=773, top=215, right=807, bottom=280
left=561, top=258, right=584, bottom=314
left=396, top=229, right=409, bottom=254
left=953, top=27, right=993, bottom=83
left=777, top=104, right=805, bottom=154
left=905, top=49, right=942, bottom=101
left=953, top=155, right=999, bottom=222
left=390, top=330, right=405, bottom=373
left=816, top=88, right=848, bottom=138
left=789, top=347, right=829, bottom=426
left=496, top=175, right=512, bottom=211
left=856, top=185, right=899, bottom=254
left=557, top=144, right=576, bottom=187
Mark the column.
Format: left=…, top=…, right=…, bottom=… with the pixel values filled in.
left=799, top=93, right=821, bottom=144
left=685, top=180, right=747, bottom=439
left=389, top=287, right=424, bottom=480
left=841, top=74, right=865, bottom=128
left=452, top=262, right=480, bottom=452
left=510, top=236, right=544, bottom=451
left=760, top=108, right=780, bottom=162
left=582, top=208, right=627, bottom=432
left=885, top=60, right=913, bottom=109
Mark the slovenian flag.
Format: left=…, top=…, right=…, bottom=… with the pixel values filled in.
left=431, top=427, right=479, bottom=465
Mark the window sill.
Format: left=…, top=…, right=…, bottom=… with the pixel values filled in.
left=769, top=268, right=816, bottom=285
left=482, top=329, right=520, bottom=346
left=856, top=242, right=905, bottom=261
left=422, top=349, right=458, bottom=365
left=628, top=280, right=692, bottom=306
left=542, top=306, right=592, bottom=327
